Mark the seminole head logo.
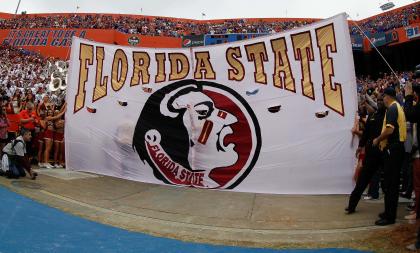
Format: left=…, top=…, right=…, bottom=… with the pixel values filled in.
left=133, top=80, right=261, bottom=189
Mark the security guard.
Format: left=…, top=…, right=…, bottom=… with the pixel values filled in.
left=373, top=87, right=407, bottom=226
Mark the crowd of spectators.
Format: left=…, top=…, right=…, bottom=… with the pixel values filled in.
left=351, top=69, right=420, bottom=250
left=0, top=44, right=66, bottom=180
left=353, top=69, right=420, bottom=205
left=350, top=3, right=419, bottom=35
left=0, top=44, right=48, bottom=93
left=0, top=13, right=315, bottom=37
left=0, top=2, right=418, bottom=37
left=356, top=71, right=418, bottom=98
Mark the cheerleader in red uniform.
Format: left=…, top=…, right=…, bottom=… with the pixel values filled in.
left=53, top=103, right=66, bottom=168
left=37, top=94, right=55, bottom=116
left=41, top=108, right=65, bottom=169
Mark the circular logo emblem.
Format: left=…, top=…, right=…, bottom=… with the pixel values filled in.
left=133, top=80, right=261, bottom=189
left=183, top=39, right=192, bottom=47
left=128, top=36, right=140, bottom=46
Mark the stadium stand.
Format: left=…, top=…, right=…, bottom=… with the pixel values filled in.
left=0, top=2, right=418, bottom=37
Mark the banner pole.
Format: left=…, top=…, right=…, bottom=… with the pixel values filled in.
left=14, top=0, right=22, bottom=16
left=348, top=17, right=399, bottom=81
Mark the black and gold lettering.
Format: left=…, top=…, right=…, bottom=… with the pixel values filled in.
left=226, top=47, right=245, bottom=81
left=291, top=31, right=315, bottom=99
left=130, top=52, right=150, bottom=86
left=92, top=46, right=108, bottom=102
left=155, top=53, right=166, bottom=83
left=270, top=37, right=295, bottom=92
left=316, top=24, right=344, bottom=116
left=111, top=49, right=128, bottom=91
left=169, top=53, right=190, bottom=81
left=194, top=52, right=216, bottom=79
left=74, top=43, right=94, bottom=113
left=245, top=42, right=268, bottom=84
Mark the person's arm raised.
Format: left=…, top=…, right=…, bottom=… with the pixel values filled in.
left=45, top=108, right=66, bottom=121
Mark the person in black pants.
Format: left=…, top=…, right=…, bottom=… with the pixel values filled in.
left=404, top=83, right=420, bottom=251
left=345, top=95, right=385, bottom=214
left=373, top=87, right=407, bottom=226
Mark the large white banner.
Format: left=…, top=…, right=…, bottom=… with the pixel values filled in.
left=66, top=13, right=357, bottom=194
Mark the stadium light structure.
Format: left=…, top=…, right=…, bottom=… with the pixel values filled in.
left=380, top=1, right=395, bottom=11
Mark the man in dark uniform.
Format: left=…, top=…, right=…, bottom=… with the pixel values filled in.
left=345, top=95, right=385, bottom=214
left=373, top=87, right=407, bottom=226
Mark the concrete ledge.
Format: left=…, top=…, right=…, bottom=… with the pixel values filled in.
left=0, top=171, right=407, bottom=247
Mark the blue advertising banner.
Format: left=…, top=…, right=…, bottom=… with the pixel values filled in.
left=204, top=33, right=268, bottom=46
left=371, top=33, right=387, bottom=47
left=406, top=26, right=420, bottom=39
left=385, top=30, right=399, bottom=44
left=351, top=35, right=363, bottom=51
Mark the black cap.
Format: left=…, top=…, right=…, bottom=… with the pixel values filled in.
left=383, top=87, right=396, bottom=98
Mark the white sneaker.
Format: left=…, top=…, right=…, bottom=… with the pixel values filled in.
left=38, top=163, right=45, bottom=168
left=363, top=196, right=379, bottom=201
left=55, top=164, right=63, bottom=169
left=44, top=163, right=54, bottom=169
left=406, top=244, right=419, bottom=251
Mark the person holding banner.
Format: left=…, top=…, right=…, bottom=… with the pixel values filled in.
left=373, top=87, right=407, bottom=226
left=346, top=94, right=385, bottom=214
left=53, top=106, right=65, bottom=168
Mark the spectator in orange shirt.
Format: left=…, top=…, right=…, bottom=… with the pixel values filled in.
left=20, top=102, right=38, bottom=130
left=19, top=102, right=38, bottom=160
